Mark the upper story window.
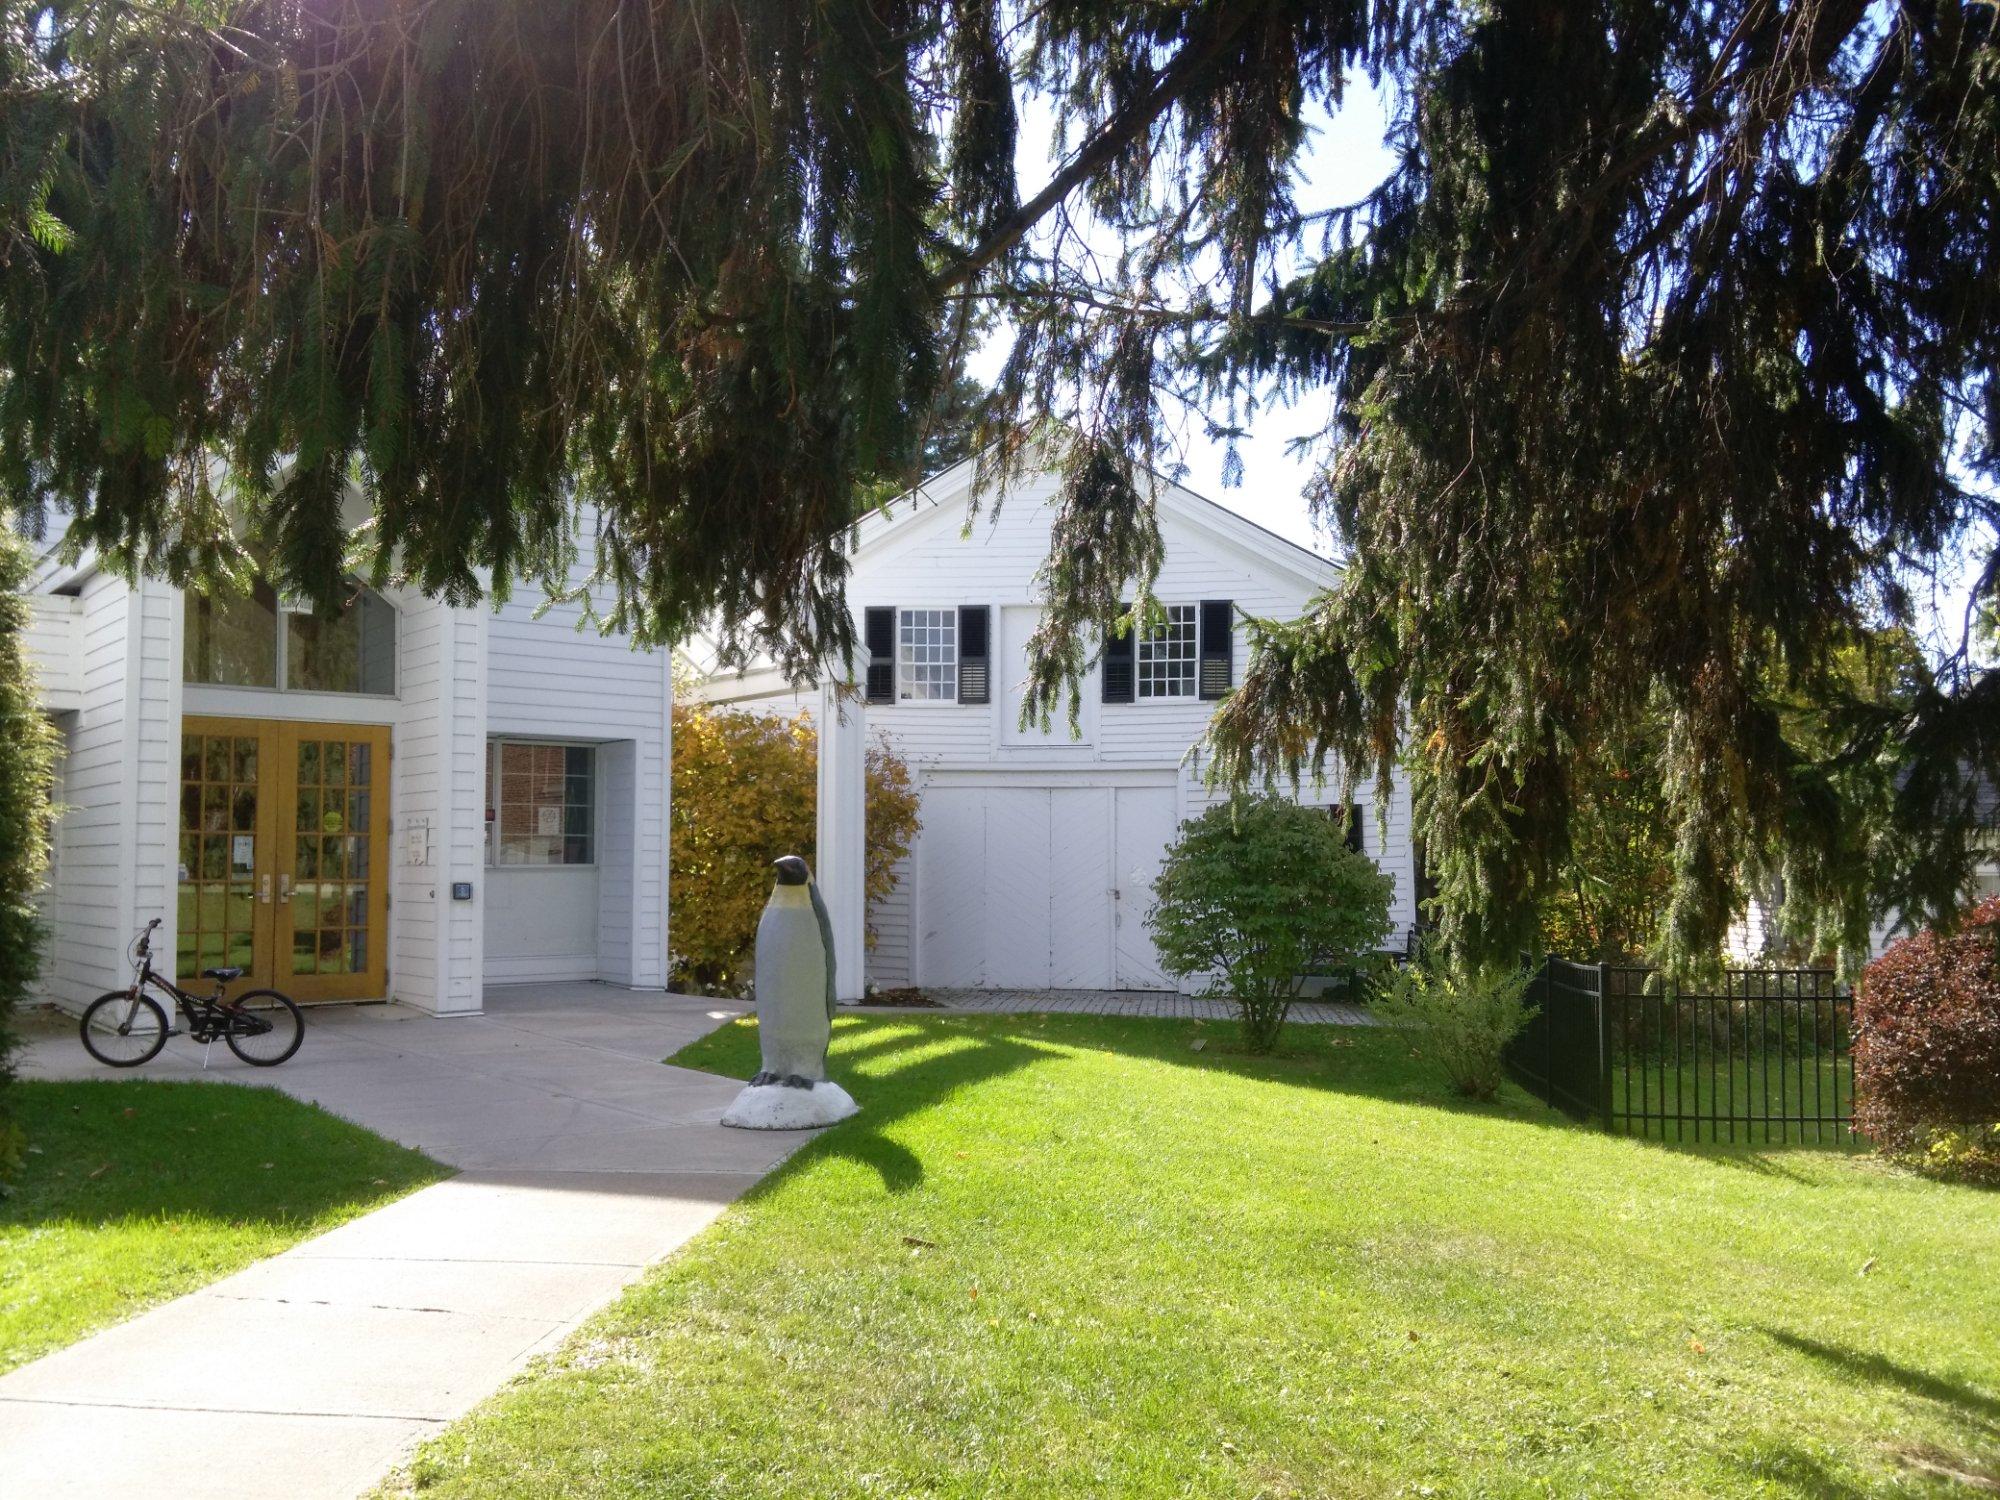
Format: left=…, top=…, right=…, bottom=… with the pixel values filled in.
left=184, top=578, right=395, bottom=695
left=897, top=608, right=957, bottom=701
left=1135, top=604, right=1199, bottom=700
left=487, top=741, right=595, bottom=867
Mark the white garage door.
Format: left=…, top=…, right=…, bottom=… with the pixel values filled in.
left=914, top=783, right=1175, bottom=990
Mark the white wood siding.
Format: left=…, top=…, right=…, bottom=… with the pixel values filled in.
left=23, top=594, right=81, bottom=709
left=392, top=597, right=488, bottom=1013
left=700, top=468, right=1421, bottom=989
left=483, top=525, right=671, bottom=988
left=36, top=573, right=180, bottom=1011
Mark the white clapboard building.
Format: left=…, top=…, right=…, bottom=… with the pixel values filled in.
left=18, top=492, right=671, bottom=1016
left=694, top=456, right=1423, bottom=993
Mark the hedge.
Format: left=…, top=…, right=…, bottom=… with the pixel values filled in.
left=1855, top=896, right=2000, bottom=1180
left=0, top=516, right=60, bottom=1180
left=669, top=702, right=919, bottom=995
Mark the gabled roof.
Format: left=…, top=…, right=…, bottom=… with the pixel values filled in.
left=846, top=444, right=1342, bottom=595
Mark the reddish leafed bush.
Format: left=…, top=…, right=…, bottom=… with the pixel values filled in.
left=1854, top=897, right=2000, bottom=1177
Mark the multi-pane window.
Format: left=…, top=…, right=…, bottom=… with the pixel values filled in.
left=897, top=608, right=957, bottom=701
left=185, top=577, right=395, bottom=695
left=1136, top=604, right=1199, bottom=699
left=488, top=742, right=595, bottom=866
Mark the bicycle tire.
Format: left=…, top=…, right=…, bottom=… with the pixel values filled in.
left=79, top=992, right=170, bottom=1068
left=224, top=990, right=305, bottom=1066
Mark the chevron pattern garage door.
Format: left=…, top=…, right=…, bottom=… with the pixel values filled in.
left=913, top=784, right=1175, bottom=991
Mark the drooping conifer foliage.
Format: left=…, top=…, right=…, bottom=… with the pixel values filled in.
left=1200, top=0, right=2000, bottom=967
left=1, top=0, right=1994, bottom=968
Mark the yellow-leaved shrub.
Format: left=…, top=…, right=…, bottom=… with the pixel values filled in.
left=670, top=702, right=920, bottom=994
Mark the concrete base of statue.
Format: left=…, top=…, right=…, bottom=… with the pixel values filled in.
left=720, top=1079, right=859, bottom=1131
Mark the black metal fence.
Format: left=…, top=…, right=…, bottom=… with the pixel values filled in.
left=1506, top=958, right=1857, bottom=1145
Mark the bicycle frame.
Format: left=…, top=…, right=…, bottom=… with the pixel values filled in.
left=122, top=929, right=275, bottom=1044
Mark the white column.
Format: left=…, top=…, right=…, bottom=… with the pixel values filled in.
left=815, top=674, right=868, bottom=1002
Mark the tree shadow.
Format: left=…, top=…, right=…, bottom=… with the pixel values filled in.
left=1002, top=1011, right=1880, bottom=1160
left=1762, top=1328, right=2000, bottom=1441
left=710, top=1020, right=1064, bottom=1198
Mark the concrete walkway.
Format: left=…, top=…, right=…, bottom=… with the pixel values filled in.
left=1, top=984, right=799, bottom=1500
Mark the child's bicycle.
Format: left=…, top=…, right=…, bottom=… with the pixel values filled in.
left=80, top=918, right=305, bottom=1068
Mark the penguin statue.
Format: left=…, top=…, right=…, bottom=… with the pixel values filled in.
left=719, top=855, right=861, bottom=1130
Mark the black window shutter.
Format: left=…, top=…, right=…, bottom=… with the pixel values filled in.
left=1101, top=611, right=1135, bottom=704
left=863, top=607, right=896, bottom=704
left=1198, top=599, right=1234, bottom=699
left=958, top=606, right=990, bottom=704
left=1332, top=802, right=1363, bottom=854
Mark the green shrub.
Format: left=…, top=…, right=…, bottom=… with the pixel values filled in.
left=1373, top=941, right=1536, bottom=1100
left=1148, top=796, right=1394, bottom=1052
left=1855, top=897, right=2000, bottom=1181
left=0, top=516, right=60, bottom=1181
left=669, top=702, right=920, bottom=995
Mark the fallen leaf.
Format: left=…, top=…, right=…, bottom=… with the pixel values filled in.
left=1406, top=1330, right=1420, bottom=1343
left=1859, top=1256, right=1877, bottom=1276
left=902, top=1235, right=937, bottom=1249
left=1689, top=1338, right=1707, bottom=1355
left=87, top=1162, right=111, bottom=1179
left=261, top=1161, right=275, bottom=1170
left=1189, top=1038, right=1207, bottom=1052
left=122, top=1107, right=136, bottom=1118
left=968, top=1287, right=979, bottom=1301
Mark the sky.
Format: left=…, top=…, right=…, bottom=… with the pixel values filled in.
left=968, top=76, right=1994, bottom=668
left=966, top=83, right=1401, bottom=562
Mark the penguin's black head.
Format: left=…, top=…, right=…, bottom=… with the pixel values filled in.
left=772, top=855, right=811, bottom=886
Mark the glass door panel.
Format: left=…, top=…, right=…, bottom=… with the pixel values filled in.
left=275, top=724, right=389, bottom=1002
left=177, top=719, right=276, bottom=998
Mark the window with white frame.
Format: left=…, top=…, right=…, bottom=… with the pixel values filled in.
left=897, top=608, right=957, bottom=701
left=486, top=741, right=595, bottom=866
left=184, top=576, right=395, bottom=695
left=1136, top=604, right=1199, bottom=699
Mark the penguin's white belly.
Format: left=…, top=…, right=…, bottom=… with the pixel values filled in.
left=755, top=902, right=830, bottom=1081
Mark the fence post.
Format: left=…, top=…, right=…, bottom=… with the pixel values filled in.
left=1595, top=962, right=1615, bottom=1132
left=1539, top=957, right=1554, bottom=1105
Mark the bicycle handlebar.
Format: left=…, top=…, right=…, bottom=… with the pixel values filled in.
left=135, top=917, right=161, bottom=960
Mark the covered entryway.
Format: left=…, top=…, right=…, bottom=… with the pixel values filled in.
left=913, top=778, right=1176, bottom=990
left=177, top=718, right=391, bottom=1003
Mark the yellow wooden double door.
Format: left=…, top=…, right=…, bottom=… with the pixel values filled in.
left=177, top=717, right=390, bottom=1003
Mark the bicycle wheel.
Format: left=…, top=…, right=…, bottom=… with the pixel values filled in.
left=224, top=990, right=305, bottom=1066
left=79, top=992, right=170, bottom=1068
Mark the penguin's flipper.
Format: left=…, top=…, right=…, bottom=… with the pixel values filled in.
left=807, top=878, right=839, bottom=1020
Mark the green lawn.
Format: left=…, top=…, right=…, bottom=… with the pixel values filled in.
left=1, top=1080, right=445, bottom=1373
left=1608, top=1052, right=1856, bottom=1145
left=388, top=1015, right=1996, bottom=1498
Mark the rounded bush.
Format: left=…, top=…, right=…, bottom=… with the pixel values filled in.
left=1148, top=795, right=1394, bottom=1052
left=1854, top=897, right=2000, bottom=1177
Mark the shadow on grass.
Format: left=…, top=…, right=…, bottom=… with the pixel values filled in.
left=688, top=1018, right=1066, bottom=1197
left=1764, top=1328, right=2000, bottom=1442
left=684, top=1010, right=1883, bottom=1196
left=2, top=1079, right=445, bottom=1232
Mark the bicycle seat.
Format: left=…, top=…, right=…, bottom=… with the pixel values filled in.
left=201, top=966, right=245, bottom=983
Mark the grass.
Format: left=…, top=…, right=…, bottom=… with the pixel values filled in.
left=1, top=1079, right=445, bottom=1373
left=388, top=1014, right=1997, bottom=1498
left=1607, top=1051, right=1856, bottom=1143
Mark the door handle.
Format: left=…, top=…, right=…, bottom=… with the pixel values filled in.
left=258, top=874, right=272, bottom=904
left=278, top=874, right=293, bottom=903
